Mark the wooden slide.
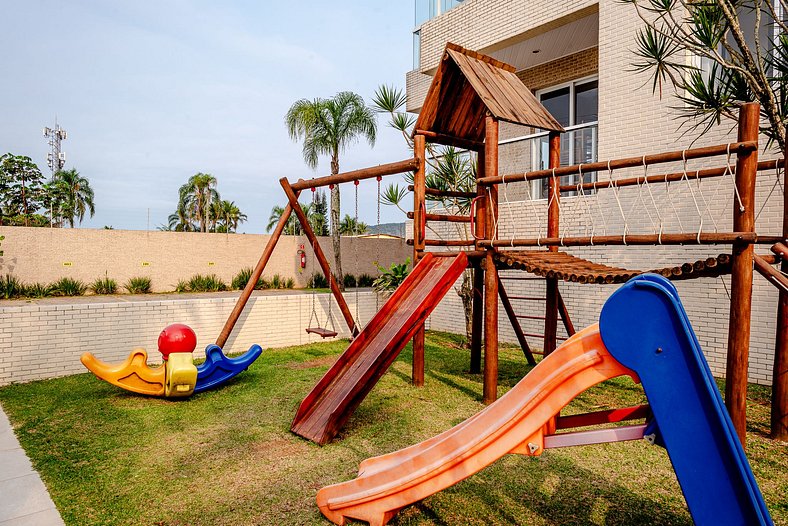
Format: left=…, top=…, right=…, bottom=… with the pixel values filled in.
left=291, top=252, right=468, bottom=446
left=315, top=324, right=637, bottom=526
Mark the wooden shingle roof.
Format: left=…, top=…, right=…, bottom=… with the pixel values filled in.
left=414, top=43, right=564, bottom=143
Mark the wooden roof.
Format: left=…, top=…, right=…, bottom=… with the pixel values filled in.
left=414, top=43, right=564, bottom=143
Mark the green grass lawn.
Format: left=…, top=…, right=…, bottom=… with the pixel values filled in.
left=0, top=331, right=785, bottom=525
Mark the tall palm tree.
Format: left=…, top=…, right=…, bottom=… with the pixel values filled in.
left=179, top=173, right=218, bottom=233
left=51, top=168, right=95, bottom=228
left=285, top=91, right=377, bottom=289
left=212, top=199, right=247, bottom=233
left=266, top=203, right=322, bottom=235
left=339, top=214, right=368, bottom=235
left=165, top=201, right=196, bottom=231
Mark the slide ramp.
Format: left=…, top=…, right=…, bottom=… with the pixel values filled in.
left=291, top=252, right=467, bottom=445
left=316, top=324, right=635, bottom=525
left=317, top=274, right=773, bottom=526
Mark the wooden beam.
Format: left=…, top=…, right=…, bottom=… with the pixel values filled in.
left=291, top=158, right=419, bottom=191
left=726, top=102, right=759, bottom=446
left=497, top=277, right=536, bottom=365
left=412, top=134, right=426, bottom=386
left=557, top=288, right=576, bottom=337
left=754, top=254, right=788, bottom=293
left=407, top=211, right=471, bottom=223
left=216, top=200, right=296, bottom=348
left=280, top=178, right=358, bottom=337
left=483, top=116, right=499, bottom=405
left=773, top=143, right=788, bottom=440
left=477, top=140, right=759, bottom=186
left=544, top=131, right=561, bottom=356
left=478, top=232, right=778, bottom=247
left=407, top=185, right=477, bottom=199
left=414, top=129, right=484, bottom=151
left=470, top=264, right=483, bottom=374
left=408, top=239, right=477, bottom=246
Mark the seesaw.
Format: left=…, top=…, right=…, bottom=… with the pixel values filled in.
left=80, top=323, right=262, bottom=398
left=316, top=274, right=774, bottom=526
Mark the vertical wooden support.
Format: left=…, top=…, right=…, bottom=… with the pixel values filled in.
left=280, top=178, right=358, bottom=337
left=725, top=102, right=759, bottom=446
left=412, top=135, right=427, bottom=386
left=557, top=289, right=576, bottom=337
left=470, top=149, right=487, bottom=374
left=216, top=200, right=296, bottom=348
left=483, top=115, right=499, bottom=405
left=544, top=131, right=561, bottom=355
left=772, top=133, right=788, bottom=440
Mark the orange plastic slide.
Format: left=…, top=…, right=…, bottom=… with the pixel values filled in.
left=316, top=324, right=637, bottom=526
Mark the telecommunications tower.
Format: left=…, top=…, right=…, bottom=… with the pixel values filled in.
left=43, top=119, right=67, bottom=176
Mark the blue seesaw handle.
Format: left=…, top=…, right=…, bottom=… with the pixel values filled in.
left=194, top=344, right=263, bottom=394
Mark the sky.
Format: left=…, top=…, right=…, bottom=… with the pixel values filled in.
left=0, top=1, right=415, bottom=232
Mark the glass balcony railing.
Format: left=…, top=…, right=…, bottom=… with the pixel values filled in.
left=413, top=0, right=465, bottom=69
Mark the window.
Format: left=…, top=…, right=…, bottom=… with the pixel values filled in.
left=413, top=30, right=421, bottom=69
left=533, top=78, right=598, bottom=199
left=413, top=0, right=465, bottom=69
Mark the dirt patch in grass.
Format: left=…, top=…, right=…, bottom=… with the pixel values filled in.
left=286, top=354, right=338, bottom=370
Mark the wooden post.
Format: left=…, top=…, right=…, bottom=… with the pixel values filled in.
left=412, top=135, right=426, bottom=386
left=772, top=133, right=788, bottom=440
left=544, top=131, right=561, bottom=355
left=216, top=200, right=296, bottom=348
left=725, top=102, right=759, bottom=446
left=483, top=115, right=499, bottom=405
left=470, top=150, right=486, bottom=374
left=280, top=178, right=358, bottom=337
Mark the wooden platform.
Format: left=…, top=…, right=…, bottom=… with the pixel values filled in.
left=494, top=250, right=736, bottom=284
left=291, top=252, right=468, bottom=445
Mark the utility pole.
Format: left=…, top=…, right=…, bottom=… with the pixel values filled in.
left=43, top=118, right=67, bottom=177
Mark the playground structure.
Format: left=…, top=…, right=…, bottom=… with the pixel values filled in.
left=213, top=43, right=788, bottom=446
left=81, top=323, right=262, bottom=398
left=316, top=274, right=774, bottom=525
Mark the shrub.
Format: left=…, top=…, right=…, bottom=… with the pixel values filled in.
left=357, top=273, right=375, bottom=287
left=0, top=274, right=24, bottom=299
left=231, top=268, right=266, bottom=290
left=373, top=258, right=411, bottom=293
left=270, top=274, right=282, bottom=289
left=23, top=282, right=56, bottom=298
left=343, top=274, right=357, bottom=288
left=284, top=277, right=294, bottom=289
left=53, top=277, right=87, bottom=296
left=307, top=272, right=328, bottom=289
left=186, top=274, right=226, bottom=292
left=90, top=274, right=118, bottom=295
left=125, top=276, right=152, bottom=294
left=174, top=279, right=189, bottom=293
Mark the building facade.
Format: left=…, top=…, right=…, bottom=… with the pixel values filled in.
left=408, top=0, right=784, bottom=385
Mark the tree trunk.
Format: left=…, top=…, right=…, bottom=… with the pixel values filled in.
left=21, top=175, right=29, bottom=227
left=330, top=156, right=344, bottom=291
left=459, top=268, right=474, bottom=347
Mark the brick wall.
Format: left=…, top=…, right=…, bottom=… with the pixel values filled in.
left=517, top=47, right=598, bottom=92
left=0, top=227, right=410, bottom=292
left=0, top=291, right=380, bottom=385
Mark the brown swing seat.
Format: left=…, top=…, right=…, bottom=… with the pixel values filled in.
left=306, top=327, right=338, bottom=338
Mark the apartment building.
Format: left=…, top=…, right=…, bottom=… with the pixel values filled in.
left=408, top=0, right=783, bottom=385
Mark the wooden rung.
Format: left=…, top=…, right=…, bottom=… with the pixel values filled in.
left=556, top=404, right=651, bottom=430
left=515, top=315, right=546, bottom=320
left=305, top=328, right=338, bottom=338
left=498, top=276, right=544, bottom=281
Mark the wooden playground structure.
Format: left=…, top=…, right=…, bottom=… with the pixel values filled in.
left=215, top=43, right=787, bottom=444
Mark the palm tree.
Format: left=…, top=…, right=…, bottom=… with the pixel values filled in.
left=267, top=202, right=323, bottom=235
left=285, top=91, right=377, bottom=289
left=51, top=168, right=95, bottom=228
left=179, top=173, right=218, bottom=233
left=164, top=201, right=196, bottom=231
left=339, top=214, right=368, bottom=235
left=212, top=200, right=247, bottom=233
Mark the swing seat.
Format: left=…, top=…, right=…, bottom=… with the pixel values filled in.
left=306, top=327, right=338, bottom=338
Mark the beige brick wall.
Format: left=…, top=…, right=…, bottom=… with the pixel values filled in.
left=407, top=0, right=784, bottom=386
left=517, top=47, right=598, bottom=92
left=0, top=290, right=380, bottom=385
left=0, top=227, right=410, bottom=292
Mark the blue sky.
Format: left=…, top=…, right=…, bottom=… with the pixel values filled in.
left=0, top=1, right=415, bottom=232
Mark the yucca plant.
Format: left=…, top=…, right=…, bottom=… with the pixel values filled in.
left=53, top=277, right=87, bottom=296
left=231, top=268, right=266, bottom=290
left=357, top=273, right=375, bottom=287
left=174, top=279, right=189, bottom=293
left=23, top=282, right=56, bottom=298
left=90, top=273, right=118, bottom=295
left=186, top=274, right=226, bottom=292
left=372, top=259, right=410, bottom=294
left=125, top=276, right=152, bottom=294
left=284, top=277, right=294, bottom=289
left=307, top=272, right=328, bottom=289
left=343, top=273, right=357, bottom=289
left=0, top=274, right=24, bottom=299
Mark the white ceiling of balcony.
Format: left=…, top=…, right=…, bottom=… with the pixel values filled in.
left=487, top=12, right=598, bottom=72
